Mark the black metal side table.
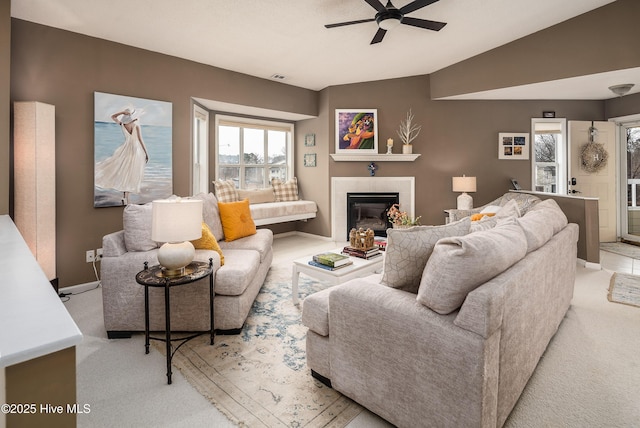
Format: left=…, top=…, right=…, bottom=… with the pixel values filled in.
left=135, top=258, right=214, bottom=384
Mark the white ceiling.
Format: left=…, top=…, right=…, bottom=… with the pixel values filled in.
left=11, top=0, right=637, bottom=100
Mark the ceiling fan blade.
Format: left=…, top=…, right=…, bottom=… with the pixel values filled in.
left=399, top=0, right=440, bottom=15
left=370, top=28, right=387, bottom=44
left=401, top=17, right=447, bottom=31
left=364, top=0, right=387, bottom=12
left=325, top=18, right=376, bottom=29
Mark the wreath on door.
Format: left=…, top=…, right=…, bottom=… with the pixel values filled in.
left=580, top=141, right=608, bottom=173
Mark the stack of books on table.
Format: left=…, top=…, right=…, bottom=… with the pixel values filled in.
left=341, top=245, right=382, bottom=260
left=309, top=252, right=353, bottom=271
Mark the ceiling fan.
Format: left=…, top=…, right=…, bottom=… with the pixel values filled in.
left=325, top=0, right=447, bottom=45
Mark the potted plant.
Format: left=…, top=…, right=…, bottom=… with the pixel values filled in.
left=387, top=203, right=421, bottom=228
left=397, top=108, right=422, bottom=154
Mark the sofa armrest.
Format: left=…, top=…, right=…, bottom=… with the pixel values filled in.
left=103, top=230, right=127, bottom=257
left=328, top=281, right=499, bottom=427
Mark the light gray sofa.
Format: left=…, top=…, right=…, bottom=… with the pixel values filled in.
left=101, top=192, right=273, bottom=338
left=302, top=197, right=578, bottom=428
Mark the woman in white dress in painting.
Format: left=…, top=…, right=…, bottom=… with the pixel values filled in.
left=95, top=108, right=149, bottom=205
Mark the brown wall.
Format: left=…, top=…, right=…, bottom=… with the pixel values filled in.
left=10, top=19, right=317, bottom=286
left=431, top=0, right=640, bottom=98
left=8, top=4, right=640, bottom=285
left=0, top=0, right=10, bottom=215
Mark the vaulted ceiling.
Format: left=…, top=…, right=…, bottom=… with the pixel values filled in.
left=12, top=0, right=638, bottom=99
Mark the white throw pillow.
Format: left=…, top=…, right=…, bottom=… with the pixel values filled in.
left=123, top=203, right=158, bottom=252
left=417, top=221, right=528, bottom=314
left=381, top=217, right=471, bottom=293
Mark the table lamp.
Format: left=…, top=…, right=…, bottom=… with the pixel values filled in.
left=452, top=175, right=477, bottom=210
left=152, top=198, right=203, bottom=277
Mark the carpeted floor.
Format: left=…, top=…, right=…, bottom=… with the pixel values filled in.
left=608, top=272, right=640, bottom=308
left=154, top=263, right=363, bottom=427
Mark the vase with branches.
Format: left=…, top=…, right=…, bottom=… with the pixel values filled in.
left=397, top=109, right=422, bottom=154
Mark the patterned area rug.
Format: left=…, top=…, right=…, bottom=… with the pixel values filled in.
left=153, top=262, right=363, bottom=427
left=608, top=272, right=640, bottom=308
left=600, top=242, right=640, bottom=259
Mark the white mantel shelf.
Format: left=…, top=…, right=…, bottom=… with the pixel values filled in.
left=330, top=153, right=421, bottom=162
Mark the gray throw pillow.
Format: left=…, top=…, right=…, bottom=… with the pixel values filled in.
left=381, top=217, right=471, bottom=293
left=193, top=192, right=225, bottom=242
left=123, top=203, right=157, bottom=252
left=417, top=221, right=528, bottom=314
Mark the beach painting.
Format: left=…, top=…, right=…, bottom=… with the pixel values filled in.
left=94, top=92, right=173, bottom=207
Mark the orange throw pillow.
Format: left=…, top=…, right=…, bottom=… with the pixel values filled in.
left=218, top=199, right=257, bottom=242
left=191, top=222, right=224, bottom=265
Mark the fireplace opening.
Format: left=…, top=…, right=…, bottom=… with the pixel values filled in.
left=346, top=192, right=399, bottom=239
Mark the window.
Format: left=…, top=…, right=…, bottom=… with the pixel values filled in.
left=531, top=118, right=567, bottom=194
left=215, top=115, right=293, bottom=189
left=192, top=104, right=209, bottom=195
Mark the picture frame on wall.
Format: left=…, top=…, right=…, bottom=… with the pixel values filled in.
left=94, top=92, right=173, bottom=207
left=335, top=109, right=378, bottom=154
left=304, top=133, right=316, bottom=147
left=498, top=132, right=529, bottom=160
left=304, top=153, right=317, bottom=167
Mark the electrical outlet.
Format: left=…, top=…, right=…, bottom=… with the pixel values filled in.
left=86, top=250, right=95, bottom=263
left=96, top=248, right=103, bottom=260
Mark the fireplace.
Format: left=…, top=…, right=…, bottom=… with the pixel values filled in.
left=346, top=192, right=399, bottom=239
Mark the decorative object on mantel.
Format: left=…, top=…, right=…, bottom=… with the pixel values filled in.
left=388, top=203, right=421, bottom=227
left=580, top=122, right=609, bottom=173
left=498, top=132, right=529, bottom=160
left=386, top=138, right=394, bottom=154
left=397, top=108, right=422, bottom=155
left=452, top=175, right=476, bottom=210
left=335, top=109, right=378, bottom=154
left=368, top=162, right=378, bottom=176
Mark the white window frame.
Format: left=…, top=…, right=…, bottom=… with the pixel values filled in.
left=192, top=104, right=209, bottom=195
left=214, top=114, right=294, bottom=188
left=531, top=118, right=567, bottom=194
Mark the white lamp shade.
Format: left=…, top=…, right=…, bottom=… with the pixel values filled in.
left=151, top=199, right=203, bottom=243
left=452, top=176, right=477, bottom=193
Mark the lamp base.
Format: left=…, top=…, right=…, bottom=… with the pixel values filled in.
left=457, top=192, right=473, bottom=210
left=157, top=241, right=195, bottom=278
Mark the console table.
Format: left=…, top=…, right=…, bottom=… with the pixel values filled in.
left=136, top=259, right=214, bottom=384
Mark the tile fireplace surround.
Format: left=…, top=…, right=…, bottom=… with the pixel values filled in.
left=332, top=177, right=415, bottom=241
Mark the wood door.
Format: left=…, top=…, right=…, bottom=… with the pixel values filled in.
left=569, top=121, right=617, bottom=242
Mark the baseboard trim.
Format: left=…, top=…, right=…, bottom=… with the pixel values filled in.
left=273, top=231, right=333, bottom=241
left=59, top=281, right=101, bottom=295
left=578, top=258, right=601, bottom=270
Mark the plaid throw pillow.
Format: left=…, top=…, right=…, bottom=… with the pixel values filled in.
left=213, top=179, right=238, bottom=203
left=271, top=177, right=299, bottom=202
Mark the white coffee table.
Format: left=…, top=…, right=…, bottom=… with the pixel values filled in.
left=291, top=248, right=384, bottom=305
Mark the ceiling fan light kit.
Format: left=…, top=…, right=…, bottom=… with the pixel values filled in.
left=608, top=84, right=634, bottom=97
left=325, top=0, right=446, bottom=45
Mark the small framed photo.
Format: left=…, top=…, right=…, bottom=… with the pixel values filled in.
left=304, top=153, right=317, bottom=167
left=304, top=133, right=315, bottom=147
left=335, top=109, right=378, bottom=154
left=499, top=133, right=529, bottom=160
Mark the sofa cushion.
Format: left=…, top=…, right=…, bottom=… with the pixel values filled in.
left=123, top=203, right=157, bottom=252
left=381, top=217, right=471, bottom=293
left=500, top=192, right=540, bottom=215
left=218, top=228, right=273, bottom=263
left=271, top=177, right=299, bottom=202
left=527, top=198, right=568, bottom=234
left=218, top=199, right=257, bottom=242
left=191, top=222, right=225, bottom=265
left=249, top=200, right=317, bottom=221
left=237, top=188, right=276, bottom=204
left=193, top=192, right=225, bottom=242
left=495, top=199, right=521, bottom=219
left=214, top=249, right=260, bottom=296
left=213, top=179, right=238, bottom=203
left=417, top=221, right=528, bottom=314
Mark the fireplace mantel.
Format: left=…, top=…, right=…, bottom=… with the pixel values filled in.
left=330, top=153, right=420, bottom=162
left=331, top=177, right=415, bottom=241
